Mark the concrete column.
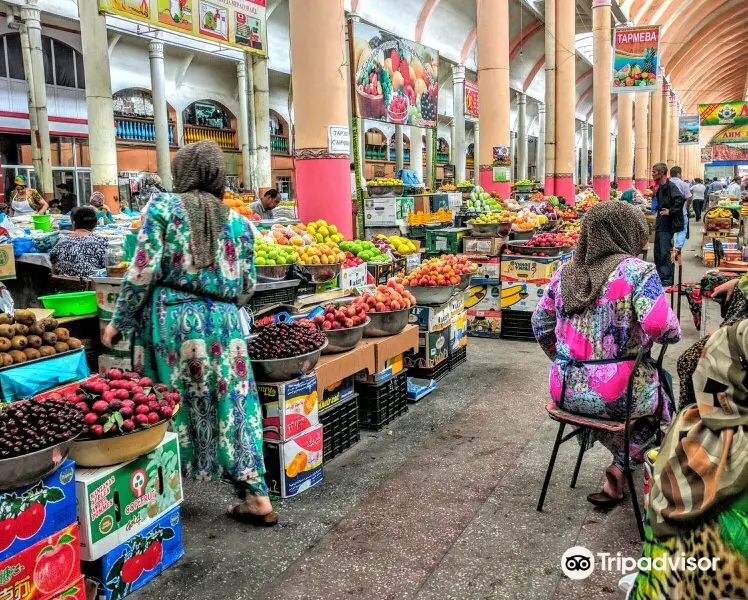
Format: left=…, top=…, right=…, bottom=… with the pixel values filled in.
left=517, top=92, right=528, bottom=180
left=616, top=93, right=633, bottom=190
left=424, top=128, right=434, bottom=188
left=452, top=64, right=466, bottom=183
left=659, top=83, right=670, bottom=165
left=592, top=0, right=612, bottom=200
left=510, top=131, right=516, bottom=180
left=395, top=124, right=404, bottom=172
left=18, top=20, right=42, bottom=183
left=449, top=121, right=455, bottom=163
left=20, top=4, right=52, bottom=200
left=78, top=0, right=119, bottom=209
left=149, top=39, right=171, bottom=189
left=477, top=0, right=510, bottom=196
left=555, top=0, right=575, bottom=203
left=236, top=55, right=252, bottom=193
left=610, top=133, right=617, bottom=179
left=667, top=99, right=678, bottom=168
left=289, top=0, right=351, bottom=236
left=580, top=122, right=589, bottom=185
left=634, top=92, right=649, bottom=192
left=648, top=75, right=662, bottom=183
left=473, top=121, right=480, bottom=180
left=537, top=104, right=546, bottom=185
left=252, top=56, right=272, bottom=190
left=410, top=126, right=423, bottom=183
left=544, top=0, right=556, bottom=193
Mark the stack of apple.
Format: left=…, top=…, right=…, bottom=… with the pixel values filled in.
left=312, top=303, right=369, bottom=331
left=55, top=370, right=181, bottom=438
left=343, top=252, right=365, bottom=268
left=399, top=255, right=475, bottom=287
left=358, top=280, right=416, bottom=312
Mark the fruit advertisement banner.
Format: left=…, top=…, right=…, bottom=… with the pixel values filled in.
left=701, top=147, right=713, bottom=163
left=678, top=114, right=699, bottom=145
left=612, top=25, right=659, bottom=92
left=98, top=0, right=267, bottom=56
left=711, top=123, right=748, bottom=144
left=698, top=102, right=748, bottom=126
left=351, top=21, right=439, bottom=128
left=709, top=144, right=748, bottom=163
left=465, top=80, right=479, bottom=118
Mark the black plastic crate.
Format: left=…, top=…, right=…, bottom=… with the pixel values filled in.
left=319, top=394, right=360, bottom=462
left=407, top=357, right=450, bottom=382
left=356, top=370, right=408, bottom=430
left=449, top=346, right=467, bottom=370
left=249, top=284, right=299, bottom=312
left=500, top=310, right=536, bottom=341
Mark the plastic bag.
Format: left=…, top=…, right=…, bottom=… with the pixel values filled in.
left=0, top=285, right=13, bottom=315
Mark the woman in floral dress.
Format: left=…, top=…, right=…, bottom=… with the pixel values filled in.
left=532, top=202, right=681, bottom=507
left=103, top=141, right=276, bottom=526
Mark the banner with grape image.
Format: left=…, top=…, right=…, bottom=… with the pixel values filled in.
left=611, top=25, right=659, bottom=93
left=351, top=21, right=439, bottom=128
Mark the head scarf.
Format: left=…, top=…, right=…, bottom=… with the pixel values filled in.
left=649, top=320, right=748, bottom=537
left=171, top=140, right=229, bottom=269
left=559, top=201, right=648, bottom=314
left=14, top=176, right=25, bottom=186
left=89, top=191, right=105, bottom=208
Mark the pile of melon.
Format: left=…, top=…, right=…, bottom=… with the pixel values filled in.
left=0, top=310, right=82, bottom=365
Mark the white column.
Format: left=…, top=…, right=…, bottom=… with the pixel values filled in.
left=410, top=126, right=423, bottom=183
left=425, top=127, right=434, bottom=188
left=452, top=64, right=466, bottom=182
left=473, top=121, right=480, bottom=180
left=18, top=21, right=42, bottom=182
left=517, top=92, right=528, bottom=180
left=449, top=121, right=455, bottom=163
left=236, top=56, right=252, bottom=192
left=580, top=122, right=589, bottom=185
left=149, top=39, right=171, bottom=189
left=252, top=56, right=272, bottom=190
left=610, top=133, right=617, bottom=179
left=537, top=104, right=546, bottom=185
left=395, top=124, right=404, bottom=172
left=20, top=4, right=52, bottom=199
left=510, top=131, right=516, bottom=180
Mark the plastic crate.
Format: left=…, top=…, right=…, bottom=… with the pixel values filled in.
left=449, top=346, right=467, bottom=370
left=499, top=310, right=536, bottom=341
left=249, top=284, right=299, bottom=312
left=407, top=357, right=450, bottom=382
left=356, top=371, right=408, bottom=430
left=319, top=394, right=360, bottom=462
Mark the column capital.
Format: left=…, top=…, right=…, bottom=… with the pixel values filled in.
left=148, top=40, right=164, bottom=59
left=581, top=121, right=588, bottom=131
left=236, top=56, right=247, bottom=78
left=591, top=0, right=612, bottom=7
left=20, top=6, right=41, bottom=24
left=516, top=91, right=527, bottom=104
left=537, top=103, right=546, bottom=114
left=451, top=64, right=465, bottom=83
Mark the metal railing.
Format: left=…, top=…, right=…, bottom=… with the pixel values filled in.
left=115, top=117, right=174, bottom=145
left=183, top=124, right=237, bottom=149
left=271, top=134, right=289, bottom=154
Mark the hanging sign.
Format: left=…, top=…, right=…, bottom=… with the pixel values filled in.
left=328, top=126, right=351, bottom=155
left=711, top=123, right=748, bottom=144
left=611, top=25, right=660, bottom=92
left=465, top=80, right=479, bottom=118
left=700, top=147, right=713, bottom=163
left=98, top=0, right=267, bottom=56
left=492, top=146, right=510, bottom=183
left=678, top=115, right=699, bottom=145
left=698, top=101, right=748, bottom=126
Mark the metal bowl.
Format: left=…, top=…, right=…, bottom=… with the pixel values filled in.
left=509, top=229, right=535, bottom=240
left=468, top=222, right=512, bottom=237
left=302, top=262, right=343, bottom=283
left=363, top=308, right=410, bottom=337
left=256, top=264, right=291, bottom=282
left=322, top=318, right=370, bottom=354
left=506, top=242, right=574, bottom=257
left=0, top=436, right=77, bottom=491
left=456, top=272, right=474, bottom=291
left=250, top=339, right=327, bottom=382
left=406, top=284, right=456, bottom=306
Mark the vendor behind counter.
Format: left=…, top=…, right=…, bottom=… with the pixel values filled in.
left=250, top=188, right=281, bottom=219
left=50, top=206, right=108, bottom=278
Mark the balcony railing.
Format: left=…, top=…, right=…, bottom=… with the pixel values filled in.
left=271, top=134, right=289, bottom=155
left=365, top=145, right=387, bottom=160
left=184, top=124, right=237, bottom=149
left=115, top=117, right=174, bottom=145
left=437, top=152, right=449, bottom=164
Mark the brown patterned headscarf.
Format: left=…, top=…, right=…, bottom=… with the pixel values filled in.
left=171, top=141, right=230, bottom=269
left=559, top=201, right=648, bottom=314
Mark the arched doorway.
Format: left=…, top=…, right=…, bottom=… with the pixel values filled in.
left=270, top=110, right=290, bottom=155
left=182, top=100, right=237, bottom=149
left=364, top=128, right=387, bottom=160
left=437, top=138, right=449, bottom=164
left=113, top=88, right=176, bottom=145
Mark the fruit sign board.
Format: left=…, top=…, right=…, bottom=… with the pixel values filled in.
left=698, top=101, right=748, bottom=126
left=351, top=21, right=439, bottom=128
left=612, top=25, right=659, bottom=92
left=711, top=123, right=748, bottom=144
left=98, top=0, right=267, bottom=56
left=678, top=114, right=700, bottom=145
left=465, top=80, right=479, bottom=118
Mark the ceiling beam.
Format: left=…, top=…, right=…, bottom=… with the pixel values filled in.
left=415, top=0, right=440, bottom=43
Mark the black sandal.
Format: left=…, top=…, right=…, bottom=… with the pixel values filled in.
left=227, top=506, right=279, bottom=527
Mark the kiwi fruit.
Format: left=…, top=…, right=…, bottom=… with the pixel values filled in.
left=22, top=348, right=40, bottom=360
left=0, top=353, right=12, bottom=367
left=0, top=324, right=13, bottom=338
left=66, top=337, right=82, bottom=349
left=53, top=328, right=70, bottom=342
left=0, top=314, right=13, bottom=325
left=0, top=338, right=10, bottom=353
left=54, top=342, right=69, bottom=353
left=13, top=309, right=36, bottom=326
left=29, top=323, right=45, bottom=336
left=12, top=324, right=29, bottom=336
left=40, top=318, right=58, bottom=332
left=10, top=336, right=27, bottom=350
left=41, top=332, right=57, bottom=346
left=8, top=350, right=26, bottom=363
left=39, top=346, right=56, bottom=357
left=26, top=335, right=42, bottom=349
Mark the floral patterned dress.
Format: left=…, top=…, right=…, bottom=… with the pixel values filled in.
left=110, top=193, right=267, bottom=496
left=531, top=258, right=681, bottom=468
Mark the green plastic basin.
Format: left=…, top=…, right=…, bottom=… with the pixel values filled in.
left=38, top=291, right=98, bottom=317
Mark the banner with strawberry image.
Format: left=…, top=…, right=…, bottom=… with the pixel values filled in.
left=612, top=25, right=660, bottom=92
left=351, top=21, right=439, bottom=128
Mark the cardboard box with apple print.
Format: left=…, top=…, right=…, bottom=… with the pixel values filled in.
left=75, top=433, right=183, bottom=561
left=0, top=459, right=76, bottom=562
left=0, top=523, right=81, bottom=600
left=82, top=506, right=183, bottom=600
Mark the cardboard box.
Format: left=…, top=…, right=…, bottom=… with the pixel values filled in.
left=0, top=524, right=81, bottom=600
left=500, top=282, right=547, bottom=312
left=360, top=324, right=419, bottom=373
left=318, top=375, right=355, bottom=412
left=355, top=352, right=404, bottom=384
left=75, top=432, right=183, bottom=561
left=364, top=197, right=397, bottom=226
left=409, top=302, right=450, bottom=331
left=500, top=252, right=573, bottom=284
left=314, top=342, right=375, bottom=396
left=467, top=309, right=502, bottom=338
left=464, top=278, right=501, bottom=311
left=339, top=263, right=367, bottom=293
left=83, top=507, right=183, bottom=600
left=450, top=310, right=468, bottom=351
left=0, top=244, right=16, bottom=280
left=466, top=257, right=501, bottom=281
left=258, top=375, right=319, bottom=441
left=396, top=197, right=414, bottom=220
left=462, top=236, right=507, bottom=256
left=263, top=425, right=324, bottom=498
left=46, top=577, right=86, bottom=600
left=0, top=459, right=76, bottom=562
left=404, top=329, right=449, bottom=369
left=449, top=290, right=467, bottom=316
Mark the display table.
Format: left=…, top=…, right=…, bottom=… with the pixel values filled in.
left=359, top=324, right=419, bottom=372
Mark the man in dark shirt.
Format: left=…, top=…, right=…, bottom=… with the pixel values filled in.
left=651, top=162, right=685, bottom=286
left=55, top=183, right=77, bottom=214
